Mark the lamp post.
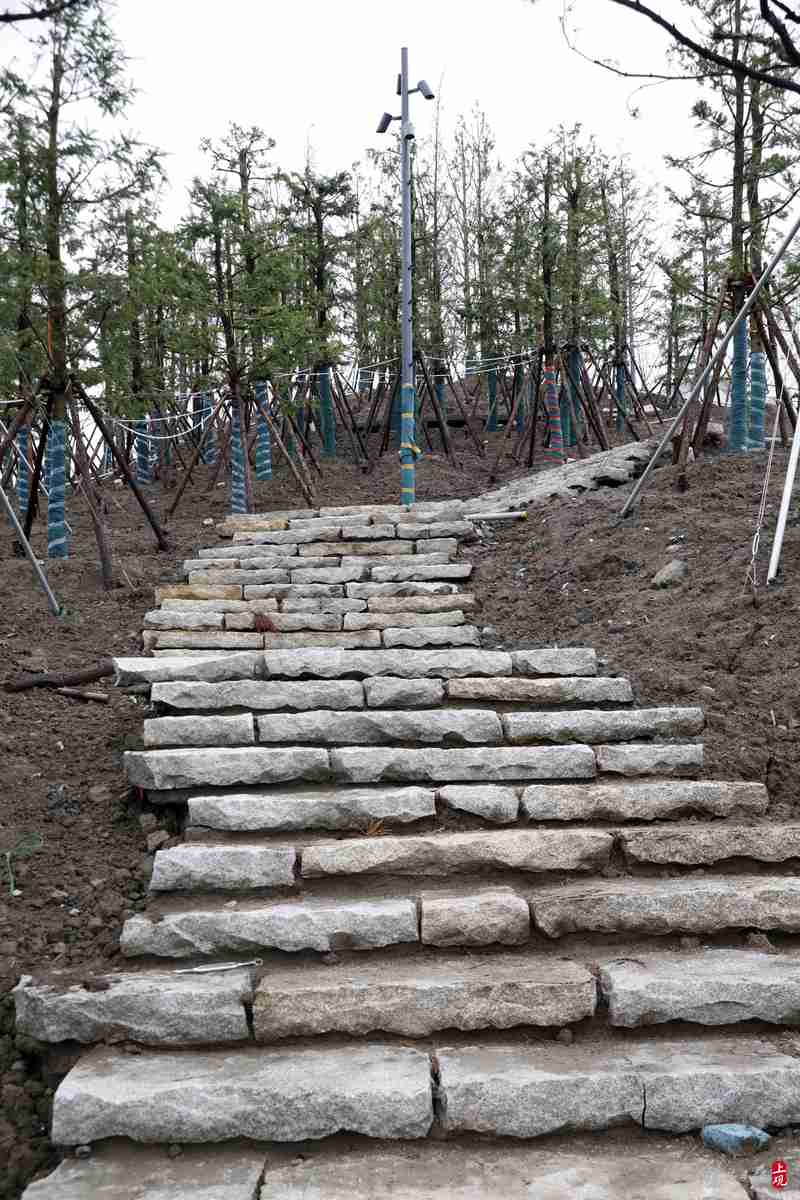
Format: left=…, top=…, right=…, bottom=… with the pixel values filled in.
left=377, top=48, right=434, bottom=507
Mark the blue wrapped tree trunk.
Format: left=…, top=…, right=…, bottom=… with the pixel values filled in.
left=230, top=403, right=247, bottom=514
left=136, top=418, right=151, bottom=483
left=16, top=425, right=30, bottom=512
left=47, top=418, right=68, bottom=559
left=254, top=383, right=272, bottom=481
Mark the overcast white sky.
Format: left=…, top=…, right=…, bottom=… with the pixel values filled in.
left=109, top=0, right=700, bottom=226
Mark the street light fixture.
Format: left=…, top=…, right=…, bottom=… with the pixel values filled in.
left=376, top=47, right=434, bottom=508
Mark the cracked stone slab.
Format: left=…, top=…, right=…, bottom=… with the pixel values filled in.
left=50, top=1042, right=433, bottom=1145
left=13, top=969, right=252, bottom=1046
left=150, top=844, right=297, bottom=891
left=302, top=828, right=612, bottom=878
left=257, top=1141, right=749, bottom=1200
left=511, top=648, right=597, bottom=677
left=439, top=784, right=520, bottom=824
left=521, top=780, right=769, bottom=822
left=113, top=654, right=263, bottom=686
left=447, top=676, right=634, bottom=705
left=370, top=561, right=473, bottom=583
left=437, top=1042, right=642, bottom=1137
left=125, top=747, right=329, bottom=791
left=188, top=786, right=436, bottom=833
left=421, top=888, right=530, bottom=947
left=253, top=954, right=595, bottom=1040
left=382, top=625, right=481, bottom=649
left=152, top=679, right=365, bottom=712
left=596, top=743, right=704, bottom=776
left=144, top=714, right=255, bottom=748
left=620, top=823, right=800, bottom=866
left=532, top=876, right=800, bottom=937
left=600, top=950, right=800, bottom=1027
left=347, top=581, right=463, bottom=598
left=331, top=744, right=596, bottom=784
left=503, top=708, right=704, bottom=745
left=257, top=708, right=502, bottom=746
left=20, top=1143, right=267, bottom=1199
left=343, top=610, right=466, bottom=630
left=261, top=648, right=513, bottom=679
left=290, top=565, right=370, bottom=585
left=120, top=896, right=419, bottom=957
left=244, top=583, right=345, bottom=599
left=363, top=677, right=445, bottom=708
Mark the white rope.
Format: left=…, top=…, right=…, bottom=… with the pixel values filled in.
left=747, top=390, right=784, bottom=593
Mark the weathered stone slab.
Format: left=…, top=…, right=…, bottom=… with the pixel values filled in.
left=382, top=624, right=480, bottom=648
left=221, top=557, right=338, bottom=571
left=50, top=1042, right=433, bottom=1145
left=632, top=1038, right=800, bottom=1133
left=302, top=829, right=612, bottom=878
left=188, top=786, right=436, bottom=833
left=447, top=676, right=634, bottom=704
left=340, top=522, right=397, bottom=539
left=521, top=780, right=769, bottom=822
left=232, top=526, right=339, bottom=545
left=151, top=844, right=296, bottom=891
left=437, top=1042, right=642, bottom=1136
left=120, top=896, right=419, bottom=957
left=262, top=648, right=512, bottom=679
left=511, top=648, right=598, bottom=677
left=260, top=613, right=343, bottom=632
left=144, top=713, right=255, bottom=748
left=620, top=824, right=800, bottom=866
left=532, top=876, right=800, bottom=937
left=370, top=561, right=473, bottom=583
left=257, top=708, right=503, bottom=747
left=125, top=747, right=329, bottom=791
left=144, top=610, right=224, bottom=630
left=245, top=583, right=344, bottom=598
left=291, top=565, right=369, bottom=584
left=199, top=544, right=297, bottom=560
left=21, top=1143, right=267, bottom=1199
left=503, top=707, right=705, bottom=745
left=257, top=1142, right=749, bottom=1200
left=367, top=592, right=476, bottom=613
left=439, top=784, right=519, bottom=824
left=596, top=743, right=704, bottom=776
left=600, top=950, right=800, bottom=1027
left=183, top=558, right=243, bottom=572
left=154, top=631, right=264, bottom=650
left=331, top=745, right=596, bottom=784
left=263, top=630, right=381, bottom=650
left=396, top=520, right=475, bottom=540
left=421, top=537, right=458, bottom=557
left=421, top=889, right=530, bottom=947
left=13, top=969, right=251, bottom=1046
left=343, top=610, right=466, bottom=630
left=113, top=653, right=262, bottom=686
left=300, top=540, right=413, bottom=557
left=281, top=597, right=366, bottom=613
left=253, top=955, right=595, bottom=1040
left=156, top=583, right=242, bottom=603
left=225, top=612, right=256, bottom=630
left=347, top=581, right=462, bottom=598
left=161, top=598, right=278, bottom=613
left=363, top=677, right=445, bottom=708
left=189, top=569, right=291, bottom=585
left=152, top=679, right=365, bottom=712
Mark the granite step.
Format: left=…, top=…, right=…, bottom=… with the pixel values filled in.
left=595, top=743, right=703, bottom=777
left=49, top=1043, right=434, bottom=1146
left=185, top=785, right=438, bottom=832
left=502, top=707, right=704, bottom=744
left=260, top=648, right=514, bottom=679
left=13, top=968, right=253, bottom=1047
left=329, top=745, right=597, bottom=784
left=252, top=953, right=596, bottom=1039
left=600, top=949, right=800, bottom=1027
left=530, top=876, right=800, bottom=938
left=520, top=779, right=769, bottom=821
left=447, top=675, right=634, bottom=705
left=125, top=747, right=330, bottom=792
left=254, top=708, right=504, bottom=746
left=256, top=1140, right=749, bottom=1200
left=619, top=823, right=800, bottom=866
left=436, top=1036, right=800, bottom=1136
left=114, top=654, right=264, bottom=686
left=151, top=678, right=367, bottom=712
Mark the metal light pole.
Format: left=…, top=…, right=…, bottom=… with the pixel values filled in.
left=377, top=49, right=434, bottom=507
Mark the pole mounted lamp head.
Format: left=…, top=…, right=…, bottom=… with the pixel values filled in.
left=417, top=79, right=435, bottom=100
left=376, top=112, right=395, bottom=134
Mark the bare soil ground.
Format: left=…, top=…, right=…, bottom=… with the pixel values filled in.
left=1, top=430, right=798, bottom=1197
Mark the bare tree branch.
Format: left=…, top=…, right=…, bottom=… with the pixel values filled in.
left=0, top=0, right=84, bottom=24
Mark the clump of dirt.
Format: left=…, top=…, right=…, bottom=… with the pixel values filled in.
left=474, top=446, right=800, bottom=812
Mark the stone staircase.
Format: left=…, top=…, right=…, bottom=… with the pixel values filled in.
left=14, top=499, right=799, bottom=1198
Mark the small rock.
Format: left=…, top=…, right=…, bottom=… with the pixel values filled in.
left=139, top=813, right=158, bottom=834
left=146, top=830, right=169, bottom=852
left=651, top=559, right=689, bottom=589
left=698, top=685, right=717, bottom=699
left=747, top=931, right=778, bottom=954
left=680, top=935, right=701, bottom=951
left=202, top=518, right=214, bottom=527
left=555, top=1028, right=574, bottom=1046
left=88, top=785, right=112, bottom=804
left=74, top=1144, right=92, bottom=1159
left=168, top=1144, right=183, bottom=1158
left=87, top=917, right=104, bottom=932
left=702, top=1123, right=769, bottom=1156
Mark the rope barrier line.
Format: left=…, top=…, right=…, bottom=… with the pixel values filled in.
left=746, top=396, right=782, bottom=594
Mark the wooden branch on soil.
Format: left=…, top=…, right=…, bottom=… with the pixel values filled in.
left=5, top=659, right=113, bottom=693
